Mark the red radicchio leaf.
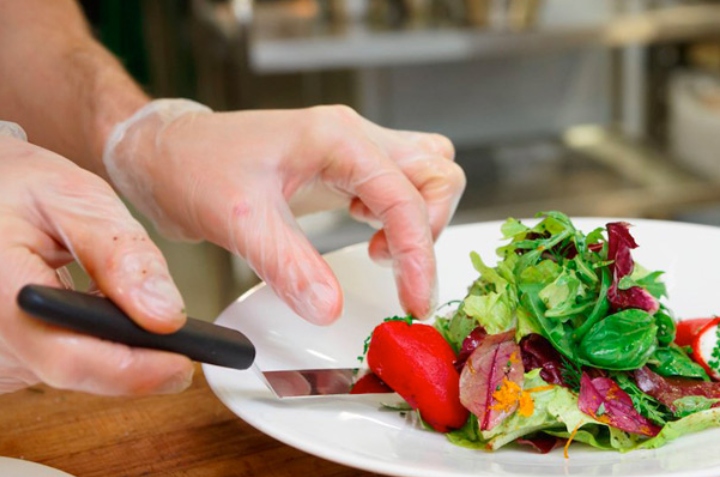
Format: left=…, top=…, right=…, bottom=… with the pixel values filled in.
left=634, top=366, right=720, bottom=411
left=606, top=222, right=659, bottom=314
left=455, top=326, right=487, bottom=373
left=519, top=333, right=568, bottom=387
left=459, top=330, right=524, bottom=431
left=516, top=434, right=564, bottom=454
left=579, top=373, right=661, bottom=437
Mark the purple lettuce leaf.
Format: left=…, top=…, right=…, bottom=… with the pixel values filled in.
left=459, top=330, right=524, bottom=431
left=634, top=366, right=720, bottom=411
left=606, top=222, right=659, bottom=313
left=516, top=434, right=563, bottom=454
left=579, top=373, right=661, bottom=437
left=519, top=333, right=568, bottom=387
left=454, top=326, right=487, bottom=373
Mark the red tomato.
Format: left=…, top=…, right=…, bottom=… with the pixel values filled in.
left=691, top=317, right=720, bottom=381
left=675, top=318, right=716, bottom=347
left=349, top=372, right=393, bottom=394
left=367, top=320, right=469, bottom=432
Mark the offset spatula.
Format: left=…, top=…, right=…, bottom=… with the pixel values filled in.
left=16, top=285, right=388, bottom=398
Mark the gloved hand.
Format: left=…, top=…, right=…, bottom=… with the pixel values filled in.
left=0, top=122, right=193, bottom=395
left=103, top=100, right=465, bottom=324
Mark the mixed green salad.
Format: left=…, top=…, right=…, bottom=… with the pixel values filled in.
left=361, top=211, right=720, bottom=455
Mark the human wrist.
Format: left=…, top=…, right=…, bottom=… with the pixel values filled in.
left=87, top=69, right=151, bottom=179
left=102, top=98, right=213, bottom=190
left=103, top=99, right=212, bottom=159
left=101, top=98, right=213, bottom=240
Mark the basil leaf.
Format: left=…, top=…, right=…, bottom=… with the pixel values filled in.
left=648, top=345, right=709, bottom=379
left=579, top=309, right=658, bottom=370
left=654, top=308, right=676, bottom=347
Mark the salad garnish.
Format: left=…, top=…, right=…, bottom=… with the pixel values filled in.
left=359, top=211, right=720, bottom=455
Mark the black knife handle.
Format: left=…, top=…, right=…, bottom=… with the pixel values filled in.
left=17, top=284, right=255, bottom=370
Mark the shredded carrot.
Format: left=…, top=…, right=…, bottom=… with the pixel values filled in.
left=606, top=387, right=618, bottom=401
left=517, top=390, right=534, bottom=417
left=490, top=378, right=522, bottom=413
left=525, top=385, right=555, bottom=393
left=490, top=378, right=535, bottom=417
left=594, top=414, right=611, bottom=425
left=563, top=422, right=583, bottom=459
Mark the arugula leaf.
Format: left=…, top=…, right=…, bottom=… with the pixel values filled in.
left=500, top=217, right=529, bottom=239
left=538, top=267, right=590, bottom=321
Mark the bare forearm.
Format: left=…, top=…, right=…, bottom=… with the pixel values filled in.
left=0, top=0, right=149, bottom=178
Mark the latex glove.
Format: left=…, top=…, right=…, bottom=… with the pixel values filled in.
left=104, top=100, right=465, bottom=325
left=0, top=123, right=193, bottom=395
left=0, top=120, right=27, bottom=140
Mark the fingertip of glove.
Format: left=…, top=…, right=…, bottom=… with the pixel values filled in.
left=130, top=272, right=187, bottom=332
left=294, top=282, right=343, bottom=326
left=156, top=363, right=195, bottom=394
left=397, top=261, right=438, bottom=322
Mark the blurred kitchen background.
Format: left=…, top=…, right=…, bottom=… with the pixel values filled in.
left=78, top=0, right=720, bottom=319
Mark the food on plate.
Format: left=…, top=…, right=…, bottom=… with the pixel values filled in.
left=675, top=317, right=715, bottom=347
left=360, top=211, right=720, bottom=455
left=364, top=318, right=468, bottom=432
left=687, top=317, right=720, bottom=380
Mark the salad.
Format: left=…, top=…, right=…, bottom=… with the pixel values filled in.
left=358, top=211, right=720, bottom=456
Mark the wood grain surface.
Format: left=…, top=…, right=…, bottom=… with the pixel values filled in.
left=0, top=364, right=380, bottom=476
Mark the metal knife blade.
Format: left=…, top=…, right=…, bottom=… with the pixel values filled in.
left=258, top=368, right=363, bottom=398
left=16, top=285, right=395, bottom=399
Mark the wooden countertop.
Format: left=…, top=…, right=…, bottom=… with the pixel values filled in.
left=0, top=364, right=379, bottom=476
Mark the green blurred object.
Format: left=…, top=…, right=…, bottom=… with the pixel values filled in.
left=98, top=0, right=150, bottom=86
left=79, top=0, right=149, bottom=86
left=79, top=0, right=197, bottom=98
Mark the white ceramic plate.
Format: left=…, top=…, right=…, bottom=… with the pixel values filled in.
left=0, top=457, right=75, bottom=476
left=204, top=218, right=720, bottom=477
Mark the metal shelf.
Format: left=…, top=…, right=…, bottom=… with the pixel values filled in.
left=452, top=125, right=720, bottom=224
left=186, top=1, right=720, bottom=251
left=250, top=3, right=720, bottom=73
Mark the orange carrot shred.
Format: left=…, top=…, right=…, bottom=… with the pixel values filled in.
left=525, top=385, right=555, bottom=393
left=564, top=422, right=583, bottom=459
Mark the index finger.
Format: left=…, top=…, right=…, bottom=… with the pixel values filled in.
left=325, top=141, right=438, bottom=320
left=355, top=125, right=465, bottom=242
